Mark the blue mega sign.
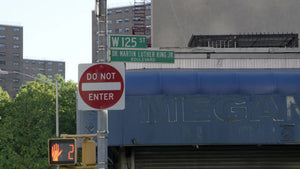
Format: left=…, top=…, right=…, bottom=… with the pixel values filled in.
left=77, top=70, right=300, bottom=146
left=108, top=94, right=300, bottom=145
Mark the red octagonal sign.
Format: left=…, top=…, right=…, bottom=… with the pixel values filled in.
left=78, top=63, right=125, bottom=110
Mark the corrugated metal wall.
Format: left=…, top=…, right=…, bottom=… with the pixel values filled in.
left=122, top=48, right=300, bottom=70
left=134, top=145, right=300, bottom=169
left=125, top=58, right=300, bottom=70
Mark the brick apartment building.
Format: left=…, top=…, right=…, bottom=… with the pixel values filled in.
left=0, top=24, right=23, bottom=97
left=0, top=24, right=65, bottom=98
left=92, top=3, right=151, bottom=63
left=23, top=59, right=65, bottom=82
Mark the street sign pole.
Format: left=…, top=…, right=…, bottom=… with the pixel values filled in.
left=95, top=0, right=108, bottom=169
left=97, top=110, right=107, bottom=169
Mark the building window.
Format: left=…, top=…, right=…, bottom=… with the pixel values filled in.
left=13, top=79, right=20, bottom=83
left=13, top=53, right=20, bottom=58
left=13, top=36, right=20, bottom=40
left=133, top=17, right=142, bottom=21
left=13, top=62, right=19, bottom=66
left=0, top=44, right=6, bottom=48
left=13, top=28, right=20, bottom=32
left=146, top=15, right=151, bottom=20
left=107, top=10, right=112, bottom=15
left=0, top=35, right=6, bottom=39
left=25, top=66, right=29, bottom=70
left=116, top=19, right=122, bottom=24
left=125, top=8, right=129, bottom=12
left=32, top=61, right=36, bottom=64
left=124, top=18, right=130, bottom=22
left=146, top=5, right=151, bottom=10
left=48, top=62, right=53, bottom=65
left=0, top=52, right=6, bottom=57
left=116, top=9, right=122, bottom=13
left=32, top=68, right=35, bottom=71
left=48, top=75, right=53, bottom=79
left=115, top=28, right=122, bottom=33
left=48, top=68, right=53, bottom=72
left=58, top=62, right=64, bottom=66
left=0, top=27, right=6, bottom=31
left=108, top=20, right=112, bottom=24
left=0, top=78, right=5, bottom=83
left=13, top=44, right=20, bottom=49
left=13, top=88, right=19, bottom=92
left=133, top=7, right=142, bottom=11
left=0, top=61, right=6, bottom=65
left=58, top=69, right=63, bottom=73
left=39, top=68, right=45, bottom=72
left=125, top=27, right=130, bottom=32
left=39, top=61, right=45, bottom=65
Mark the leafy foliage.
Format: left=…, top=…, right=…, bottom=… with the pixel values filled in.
left=0, top=86, right=10, bottom=120
left=0, top=74, right=77, bottom=168
left=0, top=87, right=12, bottom=167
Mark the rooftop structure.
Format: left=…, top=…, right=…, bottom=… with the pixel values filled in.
left=188, top=33, right=299, bottom=48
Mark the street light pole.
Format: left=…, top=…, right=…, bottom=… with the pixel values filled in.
left=0, top=70, right=59, bottom=138
left=55, top=80, right=59, bottom=138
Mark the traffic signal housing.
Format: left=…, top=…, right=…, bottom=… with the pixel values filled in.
left=82, top=138, right=97, bottom=165
left=48, top=138, right=77, bottom=165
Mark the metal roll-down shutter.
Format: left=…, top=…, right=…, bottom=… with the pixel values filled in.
left=134, top=145, right=300, bottom=169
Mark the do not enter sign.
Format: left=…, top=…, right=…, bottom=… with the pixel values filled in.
left=78, top=63, right=125, bottom=110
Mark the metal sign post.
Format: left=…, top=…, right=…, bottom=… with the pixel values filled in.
left=95, top=0, right=108, bottom=169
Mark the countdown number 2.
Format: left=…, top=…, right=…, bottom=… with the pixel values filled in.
left=68, top=144, right=74, bottom=160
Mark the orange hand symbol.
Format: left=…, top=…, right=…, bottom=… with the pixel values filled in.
left=51, top=143, right=63, bottom=162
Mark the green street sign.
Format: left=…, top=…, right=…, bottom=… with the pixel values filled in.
left=109, top=35, right=147, bottom=49
left=110, top=49, right=175, bottom=63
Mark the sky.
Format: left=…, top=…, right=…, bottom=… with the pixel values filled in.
left=0, top=0, right=134, bottom=83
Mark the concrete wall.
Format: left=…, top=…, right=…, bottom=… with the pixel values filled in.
left=152, top=0, right=300, bottom=47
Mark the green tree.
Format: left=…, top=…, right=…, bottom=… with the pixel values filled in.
left=0, top=87, right=12, bottom=167
left=0, top=86, right=11, bottom=120
left=0, top=74, right=77, bottom=169
left=55, top=74, right=77, bottom=135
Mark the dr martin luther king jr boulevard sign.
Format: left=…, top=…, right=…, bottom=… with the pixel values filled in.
left=109, top=35, right=175, bottom=63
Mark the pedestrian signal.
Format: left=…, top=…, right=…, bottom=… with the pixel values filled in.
left=48, top=138, right=77, bottom=165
